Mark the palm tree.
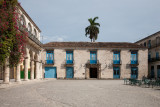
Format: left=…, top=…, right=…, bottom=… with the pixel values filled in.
left=85, top=17, right=100, bottom=42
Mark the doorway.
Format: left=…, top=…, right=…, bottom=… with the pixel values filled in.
left=90, top=68, right=98, bottom=78
left=151, top=66, right=154, bottom=78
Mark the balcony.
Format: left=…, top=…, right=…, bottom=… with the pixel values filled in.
left=45, top=60, right=54, bottom=65
left=86, top=60, right=100, bottom=67
left=149, top=57, right=160, bottom=63
left=64, top=60, right=74, bottom=67
left=90, top=60, right=98, bottom=64
left=113, top=60, right=121, bottom=66
left=66, top=60, right=74, bottom=64
left=130, top=60, right=139, bottom=67
left=18, top=22, right=42, bottom=47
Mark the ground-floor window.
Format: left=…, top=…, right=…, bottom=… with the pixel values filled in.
left=113, top=67, right=120, bottom=79
left=157, top=65, right=160, bottom=78
left=131, top=67, right=138, bottom=79
left=66, top=67, right=74, bottom=78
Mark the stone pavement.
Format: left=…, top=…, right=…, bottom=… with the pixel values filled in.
left=0, top=80, right=160, bottom=107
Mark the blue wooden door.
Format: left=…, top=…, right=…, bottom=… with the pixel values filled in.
left=66, top=67, right=74, bottom=78
left=113, top=67, right=120, bottom=79
left=131, top=52, right=137, bottom=64
left=90, top=51, right=97, bottom=64
left=45, top=67, right=57, bottom=78
left=131, top=67, right=138, bottom=79
left=66, top=51, right=73, bottom=64
left=113, top=52, right=120, bottom=64
left=46, top=51, right=54, bottom=64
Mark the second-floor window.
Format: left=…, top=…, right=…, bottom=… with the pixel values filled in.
left=90, top=51, right=97, bottom=64
left=148, top=40, right=151, bottom=48
left=66, top=51, right=73, bottom=64
left=144, top=42, right=146, bottom=47
left=156, top=52, right=159, bottom=60
left=131, top=51, right=138, bottom=64
left=148, top=52, right=151, bottom=61
left=113, top=51, right=120, bottom=64
left=20, top=15, right=26, bottom=26
left=34, top=29, right=37, bottom=37
left=46, top=51, right=54, bottom=64
left=156, top=37, right=159, bottom=46
left=28, top=23, right=32, bottom=32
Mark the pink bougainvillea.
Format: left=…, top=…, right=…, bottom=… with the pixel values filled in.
left=0, top=0, right=28, bottom=67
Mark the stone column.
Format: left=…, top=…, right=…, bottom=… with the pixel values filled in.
left=24, top=57, right=29, bottom=81
left=16, top=63, right=21, bottom=82
left=30, top=60, right=34, bottom=80
left=35, top=61, right=39, bottom=79
left=3, top=58, right=10, bottom=84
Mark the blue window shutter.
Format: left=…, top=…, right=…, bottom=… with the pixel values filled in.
left=156, top=52, right=159, bottom=59
left=113, top=51, right=120, bottom=64
left=131, top=52, right=137, bottom=64
left=46, top=51, right=54, bottom=64
left=66, top=51, right=73, bottom=64
left=90, top=51, right=97, bottom=64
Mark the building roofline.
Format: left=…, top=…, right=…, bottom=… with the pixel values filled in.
left=135, top=31, right=160, bottom=43
left=18, top=5, right=41, bottom=32
left=43, top=42, right=147, bottom=49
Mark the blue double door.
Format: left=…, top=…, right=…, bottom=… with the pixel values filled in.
left=131, top=67, right=138, bottom=79
left=66, top=67, right=74, bottom=78
left=45, top=67, right=57, bottom=78
left=113, top=67, right=120, bottom=79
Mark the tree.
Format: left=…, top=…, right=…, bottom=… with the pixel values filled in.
left=0, top=0, right=28, bottom=67
left=85, top=17, right=100, bottom=42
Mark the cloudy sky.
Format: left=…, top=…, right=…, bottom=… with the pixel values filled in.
left=19, top=0, right=160, bottom=43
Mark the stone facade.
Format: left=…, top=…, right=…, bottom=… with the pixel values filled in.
left=136, top=31, right=160, bottom=78
left=43, top=42, right=148, bottom=79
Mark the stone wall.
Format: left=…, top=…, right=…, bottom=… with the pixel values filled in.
left=43, top=48, right=148, bottom=79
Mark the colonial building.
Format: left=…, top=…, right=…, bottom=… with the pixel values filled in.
left=0, top=5, right=44, bottom=83
left=42, top=42, right=148, bottom=79
left=136, top=31, right=160, bottom=79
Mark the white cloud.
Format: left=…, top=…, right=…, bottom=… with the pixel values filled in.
left=41, top=35, right=67, bottom=43
left=57, top=37, right=64, bottom=42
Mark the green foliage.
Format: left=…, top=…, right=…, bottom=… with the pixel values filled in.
left=85, top=17, right=100, bottom=42
left=0, top=0, right=28, bottom=67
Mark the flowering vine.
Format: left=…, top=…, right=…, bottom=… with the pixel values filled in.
left=0, top=0, right=28, bottom=67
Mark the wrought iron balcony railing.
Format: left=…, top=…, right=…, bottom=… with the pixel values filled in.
left=65, top=60, right=74, bottom=65
left=18, top=22, right=42, bottom=47
left=86, top=60, right=100, bottom=65
left=131, top=60, right=138, bottom=64
left=45, top=60, right=54, bottom=65
left=113, top=60, right=121, bottom=65
left=148, top=57, right=160, bottom=62
left=129, top=60, right=139, bottom=66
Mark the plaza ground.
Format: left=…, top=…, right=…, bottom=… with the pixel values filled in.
left=0, top=80, right=160, bottom=107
